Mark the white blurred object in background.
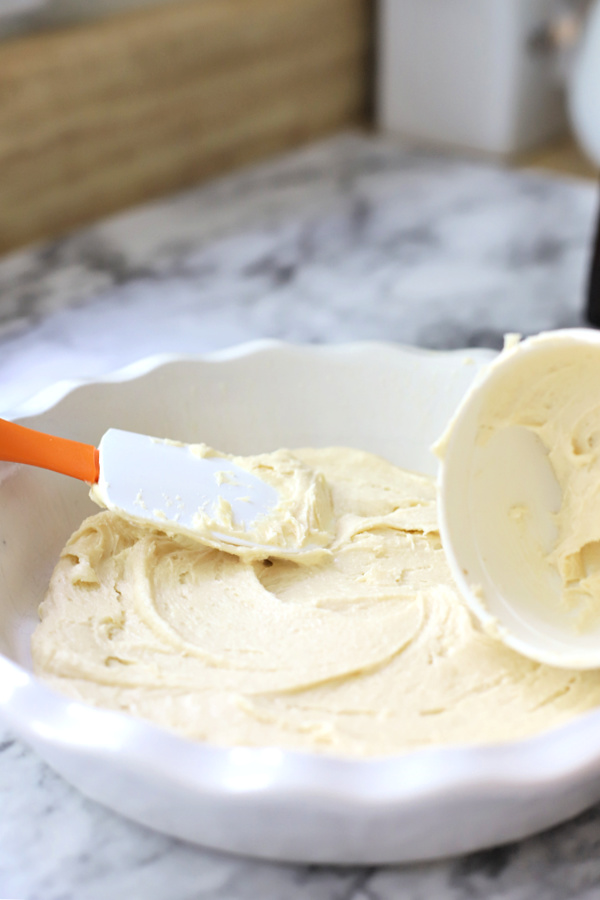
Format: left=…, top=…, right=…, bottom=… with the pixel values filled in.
left=569, top=0, right=600, bottom=166
left=377, top=0, right=592, bottom=158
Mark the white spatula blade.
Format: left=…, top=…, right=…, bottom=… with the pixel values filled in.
left=95, top=429, right=279, bottom=547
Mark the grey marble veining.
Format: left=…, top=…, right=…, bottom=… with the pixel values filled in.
left=1, top=132, right=600, bottom=900
left=0, top=133, right=596, bottom=411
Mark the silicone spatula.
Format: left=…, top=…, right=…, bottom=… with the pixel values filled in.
left=0, top=418, right=301, bottom=557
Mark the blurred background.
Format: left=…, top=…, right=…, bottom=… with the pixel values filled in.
left=0, top=0, right=598, bottom=254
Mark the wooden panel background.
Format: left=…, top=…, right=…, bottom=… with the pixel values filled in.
left=0, top=0, right=372, bottom=253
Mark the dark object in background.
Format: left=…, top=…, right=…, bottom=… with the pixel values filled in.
left=587, top=195, right=600, bottom=326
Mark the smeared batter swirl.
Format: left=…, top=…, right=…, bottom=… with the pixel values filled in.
left=32, top=447, right=600, bottom=756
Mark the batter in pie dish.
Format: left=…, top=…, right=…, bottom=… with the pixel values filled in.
left=32, top=445, right=600, bottom=756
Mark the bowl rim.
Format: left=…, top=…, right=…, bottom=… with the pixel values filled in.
left=4, top=339, right=600, bottom=808
left=2, top=338, right=495, bottom=420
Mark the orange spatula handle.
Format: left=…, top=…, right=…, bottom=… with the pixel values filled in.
left=0, top=418, right=99, bottom=483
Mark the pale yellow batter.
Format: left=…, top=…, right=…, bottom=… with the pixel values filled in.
left=478, top=340, right=600, bottom=631
left=31, top=445, right=600, bottom=755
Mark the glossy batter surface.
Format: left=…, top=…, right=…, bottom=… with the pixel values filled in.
left=32, top=447, right=600, bottom=756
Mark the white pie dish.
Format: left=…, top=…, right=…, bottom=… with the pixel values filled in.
left=3, top=340, right=600, bottom=864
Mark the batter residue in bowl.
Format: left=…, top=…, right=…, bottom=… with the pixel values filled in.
left=478, top=341, right=600, bottom=631
left=31, top=447, right=600, bottom=756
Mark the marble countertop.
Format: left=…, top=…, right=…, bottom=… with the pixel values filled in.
left=1, top=133, right=600, bottom=899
